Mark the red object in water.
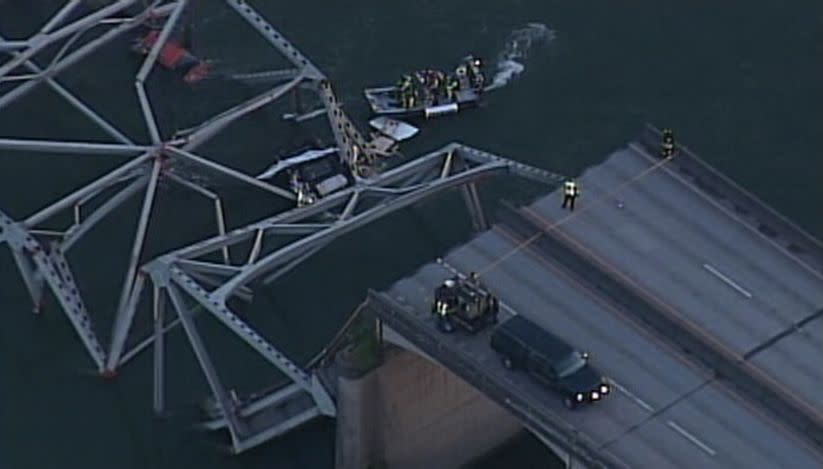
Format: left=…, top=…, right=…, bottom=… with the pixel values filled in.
left=133, top=30, right=209, bottom=83
left=184, top=62, right=211, bottom=84
left=136, top=30, right=186, bottom=69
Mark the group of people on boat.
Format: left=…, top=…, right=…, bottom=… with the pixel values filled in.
left=395, top=56, right=485, bottom=109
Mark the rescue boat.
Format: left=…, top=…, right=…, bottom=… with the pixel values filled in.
left=131, top=30, right=211, bottom=84
left=364, top=55, right=490, bottom=119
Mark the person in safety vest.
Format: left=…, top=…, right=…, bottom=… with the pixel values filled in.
left=446, top=75, right=460, bottom=102
left=562, top=179, right=581, bottom=211
left=433, top=278, right=459, bottom=332
left=468, top=57, right=485, bottom=91
left=660, top=128, right=675, bottom=158
left=397, top=74, right=414, bottom=108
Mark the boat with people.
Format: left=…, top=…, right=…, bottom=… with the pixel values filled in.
left=131, top=29, right=211, bottom=84
left=364, top=55, right=491, bottom=119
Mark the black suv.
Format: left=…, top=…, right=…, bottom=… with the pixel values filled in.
left=490, top=315, right=610, bottom=409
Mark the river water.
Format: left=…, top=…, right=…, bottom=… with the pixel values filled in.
left=0, top=1, right=820, bottom=468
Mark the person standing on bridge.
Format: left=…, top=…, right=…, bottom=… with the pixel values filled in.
left=660, top=128, right=675, bottom=158
left=561, top=179, right=580, bottom=211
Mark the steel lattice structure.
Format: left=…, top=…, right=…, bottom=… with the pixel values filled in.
left=0, top=0, right=567, bottom=453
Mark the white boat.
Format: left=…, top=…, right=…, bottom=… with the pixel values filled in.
left=364, top=55, right=490, bottom=119
left=368, top=116, right=419, bottom=141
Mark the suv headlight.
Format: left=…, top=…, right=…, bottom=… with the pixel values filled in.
left=600, top=384, right=610, bottom=394
left=591, top=391, right=600, bottom=400
left=575, top=393, right=584, bottom=402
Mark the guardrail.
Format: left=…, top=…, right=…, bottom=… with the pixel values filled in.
left=365, top=290, right=625, bottom=469
left=636, top=123, right=823, bottom=276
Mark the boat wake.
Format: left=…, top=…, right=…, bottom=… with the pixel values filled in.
left=487, top=23, right=556, bottom=91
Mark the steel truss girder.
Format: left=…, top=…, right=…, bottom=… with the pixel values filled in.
left=1, top=0, right=572, bottom=455
left=0, top=208, right=107, bottom=370
left=108, top=142, right=558, bottom=397
left=0, top=0, right=138, bottom=80
left=0, top=2, right=179, bottom=111
left=1, top=0, right=377, bottom=378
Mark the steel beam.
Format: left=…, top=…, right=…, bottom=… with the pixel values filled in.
left=63, top=174, right=148, bottom=251
left=178, top=259, right=243, bottom=277
left=0, top=41, right=29, bottom=52
left=0, top=2, right=178, bottom=110
left=180, top=74, right=304, bottom=151
left=10, top=247, right=45, bottom=313
left=168, top=266, right=335, bottom=416
left=0, top=31, right=132, bottom=144
left=107, top=159, right=162, bottom=370
left=165, top=147, right=296, bottom=201
left=213, top=161, right=509, bottom=301
left=461, top=182, right=487, bottom=231
left=169, top=147, right=463, bottom=260
left=0, top=0, right=137, bottom=80
left=169, top=144, right=546, bottom=262
left=24, top=152, right=152, bottom=227
left=153, top=283, right=165, bottom=413
left=107, top=270, right=147, bottom=372
left=224, top=0, right=324, bottom=80
left=165, top=173, right=231, bottom=264
left=40, top=0, right=85, bottom=35
left=260, top=242, right=328, bottom=286
left=0, top=138, right=150, bottom=156
left=135, top=0, right=188, bottom=144
left=166, top=283, right=246, bottom=446
left=457, top=145, right=567, bottom=185
left=185, top=269, right=253, bottom=303
left=119, top=316, right=180, bottom=368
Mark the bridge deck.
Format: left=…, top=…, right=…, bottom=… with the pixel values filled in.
left=547, top=143, right=823, bottom=412
left=369, top=138, right=823, bottom=468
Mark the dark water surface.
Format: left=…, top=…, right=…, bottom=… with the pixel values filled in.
left=1, top=1, right=821, bottom=468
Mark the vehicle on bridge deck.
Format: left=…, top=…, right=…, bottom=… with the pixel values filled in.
left=364, top=55, right=490, bottom=119
left=431, top=274, right=499, bottom=333
left=257, top=145, right=355, bottom=207
left=491, top=315, right=611, bottom=409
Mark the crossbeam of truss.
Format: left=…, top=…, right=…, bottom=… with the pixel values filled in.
left=0, top=0, right=570, bottom=455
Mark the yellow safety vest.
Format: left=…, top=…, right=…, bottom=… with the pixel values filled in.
left=564, top=182, right=578, bottom=196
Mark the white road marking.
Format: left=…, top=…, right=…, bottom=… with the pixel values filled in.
left=703, top=263, right=752, bottom=298
left=667, top=420, right=717, bottom=456
left=612, top=381, right=654, bottom=412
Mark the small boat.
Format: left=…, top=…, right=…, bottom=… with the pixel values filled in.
left=131, top=30, right=211, bottom=84
left=369, top=116, right=419, bottom=141
left=364, top=116, right=419, bottom=157
left=364, top=55, right=490, bottom=119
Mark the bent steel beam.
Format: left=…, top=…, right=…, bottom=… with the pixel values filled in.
left=224, top=0, right=323, bottom=80
left=0, top=0, right=138, bottom=80
left=1, top=1, right=575, bottom=454
left=212, top=162, right=508, bottom=301
left=0, top=2, right=178, bottom=110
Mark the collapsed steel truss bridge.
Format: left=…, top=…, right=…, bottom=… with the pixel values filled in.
left=0, top=0, right=567, bottom=453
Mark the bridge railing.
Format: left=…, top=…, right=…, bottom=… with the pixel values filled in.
left=365, top=290, right=626, bottom=469
left=635, top=124, right=823, bottom=275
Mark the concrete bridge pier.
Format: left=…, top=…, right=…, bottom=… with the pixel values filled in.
left=333, top=324, right=570, bottom=469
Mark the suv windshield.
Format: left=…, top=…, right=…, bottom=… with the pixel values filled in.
left=553, top=351, right=587, bottom=378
